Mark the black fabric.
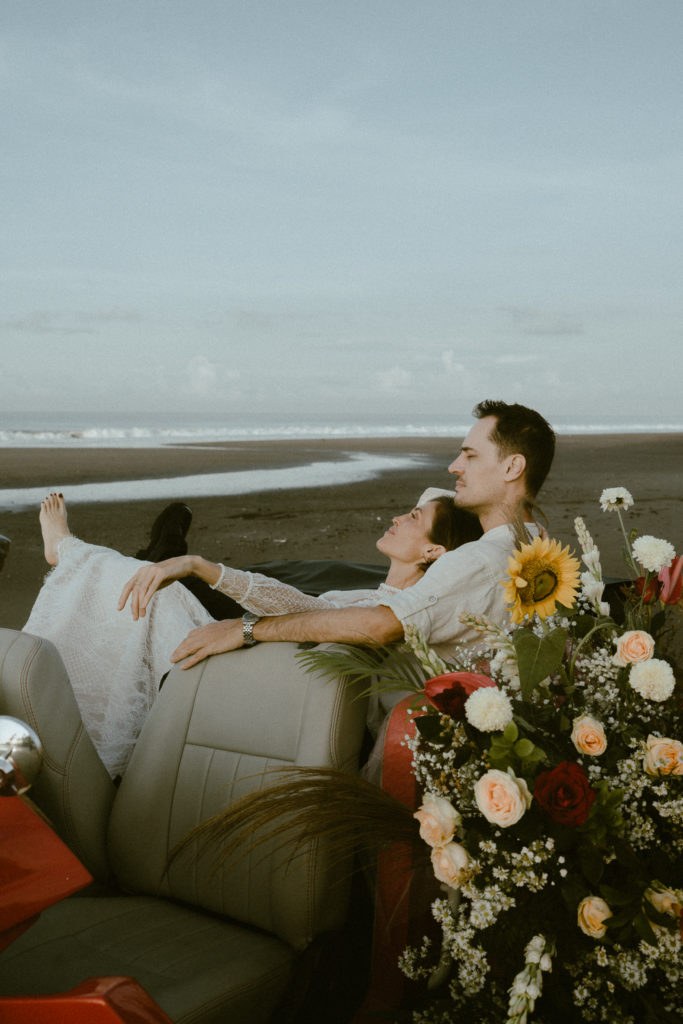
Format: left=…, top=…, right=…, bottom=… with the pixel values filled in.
left=240, top=560, right=387, bottom=596
left=180, top=560, right=387, bottom=621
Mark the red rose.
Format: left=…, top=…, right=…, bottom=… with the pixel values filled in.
left=635, top=576, right=661, bottom=604
left=425, top=672, right=496, bottom=719
left=533, top=761, right=596, bottom=827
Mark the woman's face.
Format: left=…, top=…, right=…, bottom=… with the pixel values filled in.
left=375, top=501, right=438, bottom=565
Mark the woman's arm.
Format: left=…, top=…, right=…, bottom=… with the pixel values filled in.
left=119, top=556, right=338, bottom=620
left=213, top=565, right=336, bottom=616
left=118, top=555, right=221, bottom=619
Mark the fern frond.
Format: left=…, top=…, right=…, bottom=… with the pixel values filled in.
left=168, top=766, right=420, bottom=876
left=297, top=641, right=434, bottom=696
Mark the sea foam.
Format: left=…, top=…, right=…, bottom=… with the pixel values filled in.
left=0, top=452, right=423, bottom=511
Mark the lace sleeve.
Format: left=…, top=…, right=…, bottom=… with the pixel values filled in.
left=211, top=565, right=337, bottom=616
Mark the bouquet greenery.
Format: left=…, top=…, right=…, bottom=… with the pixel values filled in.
left=385, top=486, right=682, bottom=1023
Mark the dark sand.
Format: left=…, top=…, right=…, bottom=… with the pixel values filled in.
left=1, top=434, right=682, bottom=631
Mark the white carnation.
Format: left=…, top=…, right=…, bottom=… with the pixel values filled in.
left=629, top=659, right=676, bottom=702
left=599, top=487, right=634, bottom=512
left=631, top=535, right=675, bottom=574
left=465, top=687, right=513, bottom=731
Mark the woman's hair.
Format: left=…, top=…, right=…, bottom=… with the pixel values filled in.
left=419, top=495, right=483, bottom=571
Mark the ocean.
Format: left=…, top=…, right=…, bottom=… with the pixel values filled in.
left=1, top=410, right=681, bottom=449
left=1, top=410, right=681, bottom=511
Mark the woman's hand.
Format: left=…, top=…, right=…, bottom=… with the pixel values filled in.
left=118, top=556, right=195, bottom=620
left=171, top=620, right=244, bottom=669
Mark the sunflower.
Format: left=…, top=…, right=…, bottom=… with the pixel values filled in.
left=501, top=535, right=581, bottom=624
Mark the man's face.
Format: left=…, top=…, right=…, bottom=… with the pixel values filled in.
left=448, top=416, right=507, bottom=512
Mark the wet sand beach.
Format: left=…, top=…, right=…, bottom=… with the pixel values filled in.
left=1, top=433, right=682, bottom=631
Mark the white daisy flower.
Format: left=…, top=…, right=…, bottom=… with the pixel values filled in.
left=599, top=487, right=634, bottom=512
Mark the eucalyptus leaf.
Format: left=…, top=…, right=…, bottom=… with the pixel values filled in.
left=514, top=738, right=535, bottom=758
left=503, top=721, right=518, bottom=743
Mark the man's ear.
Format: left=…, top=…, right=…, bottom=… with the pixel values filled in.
left=504, top=453, right=526, bottom=482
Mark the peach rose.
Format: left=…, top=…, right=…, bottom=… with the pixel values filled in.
left=645, top=886, right=683, bottom=919
left=474, top=768, right=532, bottom=828
left=643, top=735, right=683, bottom=776
left=413, top=793, right=460, bottom=848
left=570, top=715, right=607, bottom=756
left=613, top=630, right=655, bottom=667
left=577, top=896, right=612, bottom=938
left=430, top=841, right=470, bottom=890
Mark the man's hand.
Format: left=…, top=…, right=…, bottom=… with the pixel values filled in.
left=119, top=556, right=195, bottom=620
left=171, top=619, right=244, bottom=670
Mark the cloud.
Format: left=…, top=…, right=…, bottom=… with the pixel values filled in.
left=494, top=353, right=539, bottom=366
left=441, top=350, right=466, bottom=375
left=500, top=306, right=584, bottom=337
left=186, top=356, right=239, bottom=396
left=376, top=366, right=411, bottom=393
left=0, top=308, right=142, bottom=336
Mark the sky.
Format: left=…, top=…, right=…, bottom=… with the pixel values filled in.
left=2, top=1, right=682, bottom=430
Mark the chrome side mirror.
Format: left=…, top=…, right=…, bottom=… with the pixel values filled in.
left=0, top=716, right=43, bottom=795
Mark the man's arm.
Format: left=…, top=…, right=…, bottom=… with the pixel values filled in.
left=170, top=604, right=404, bottom=670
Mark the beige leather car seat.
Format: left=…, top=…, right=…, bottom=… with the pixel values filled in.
left=0, top=628, right=368, bottom=1023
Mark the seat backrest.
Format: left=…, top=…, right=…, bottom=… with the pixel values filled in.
left=0, top=629, right=116, bottom=880
left=108, top=641, right=368, bottom=950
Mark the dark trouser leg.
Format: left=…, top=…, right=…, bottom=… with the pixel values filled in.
left=179, top=577, right=246, bottom=619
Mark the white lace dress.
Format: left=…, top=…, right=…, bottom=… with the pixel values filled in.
left=24, top=537, right=395, bottom=778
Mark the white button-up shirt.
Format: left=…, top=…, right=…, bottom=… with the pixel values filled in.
left=381, top=522, right=539, bottom=662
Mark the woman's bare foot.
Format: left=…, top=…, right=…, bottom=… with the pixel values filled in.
left=40, top=493, right=71, bottom=566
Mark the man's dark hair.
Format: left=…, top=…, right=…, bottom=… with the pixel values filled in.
left=473, top=400, right=555, bottom=498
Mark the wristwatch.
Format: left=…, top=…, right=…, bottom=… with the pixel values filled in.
left=242, top=611, right=261, bottom=647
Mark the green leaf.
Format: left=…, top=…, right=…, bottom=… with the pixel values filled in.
left=606, top=906, right=638, bottom=928
left=514, top=738, right=535, bottom=758
left=579, top=845, right=604, bottom=886
left=634, top=910, right=659, bottom=947
left=513, top=627, right=568, bottom=700
left=600, top=884, right=638, bottom=907
left=503, top=721, right=518, bottom=743
left=414, top=715, right=446, bottom=744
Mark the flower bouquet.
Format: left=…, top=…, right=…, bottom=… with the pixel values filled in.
left=395, top=487, right=682, bottom=1023
left=176, top=488, right=681, bottom=1024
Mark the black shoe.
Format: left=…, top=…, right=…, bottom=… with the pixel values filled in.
left=0, top=535, right=10, bottom=573
left=135, top=503, right=193, bottom=562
